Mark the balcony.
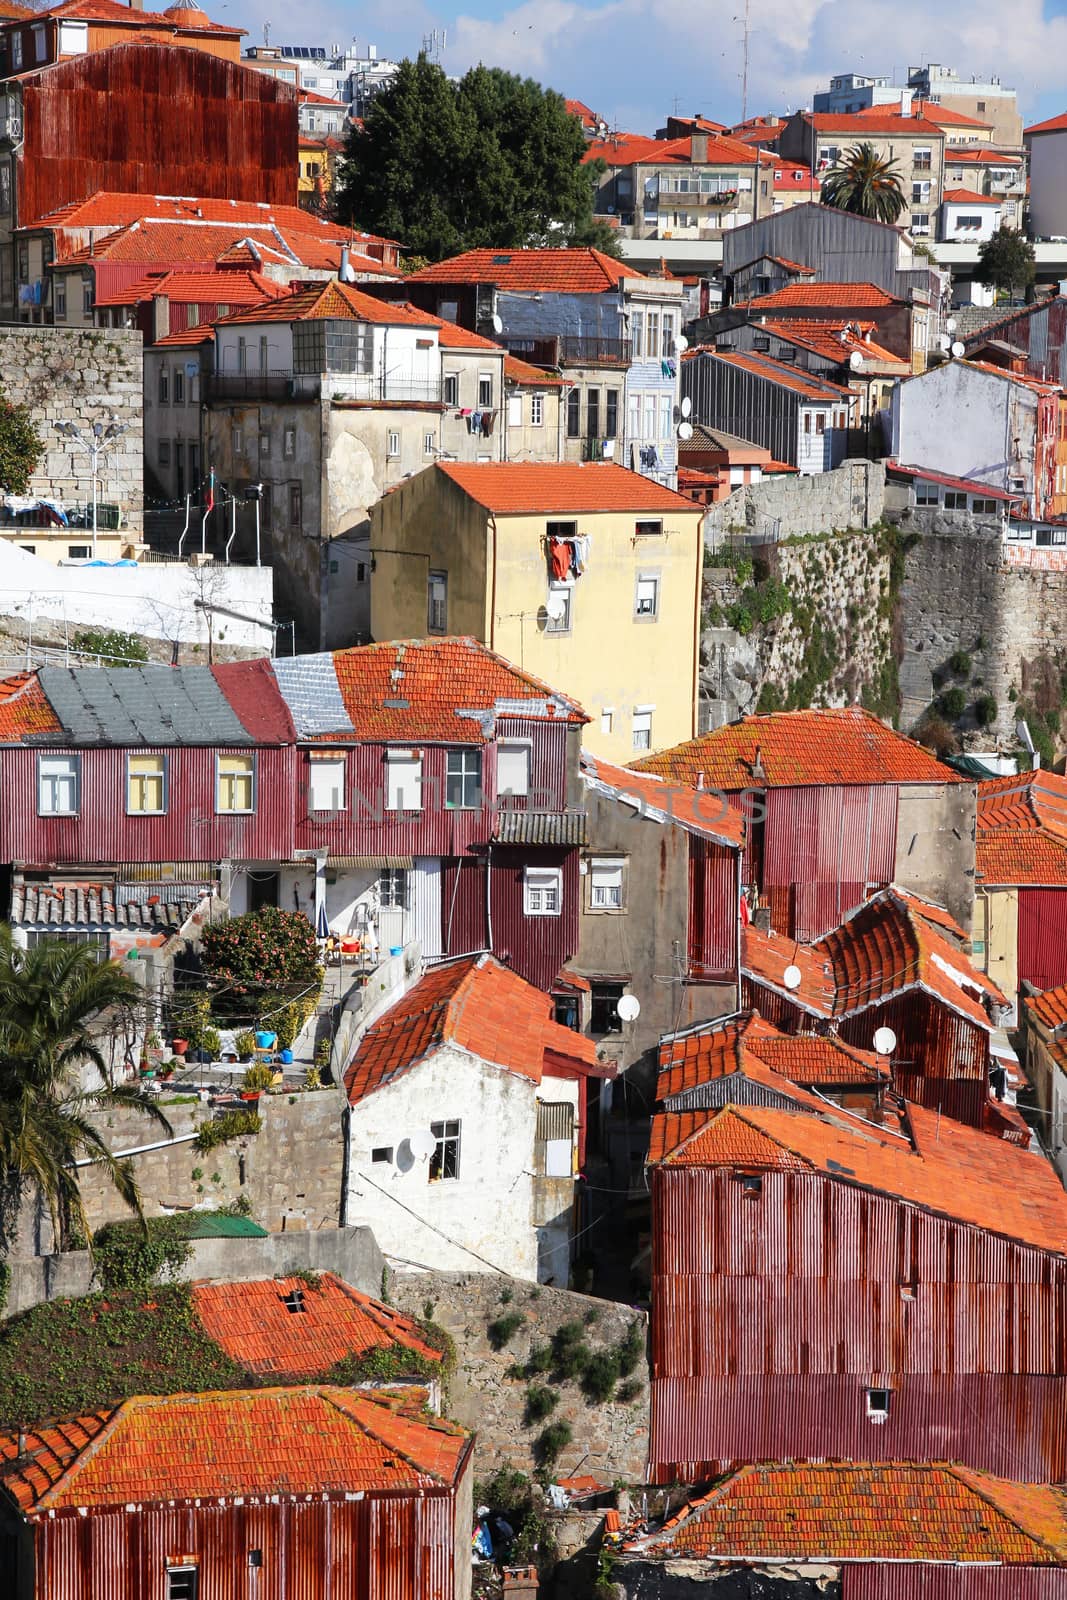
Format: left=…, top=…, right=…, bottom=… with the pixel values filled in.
left=326, top=373, right=443, bottom=404
left=204, top=371, right=299, bottom=404
left=205, top=371, right=444, bottom=406
left=501, top=334, right=631, bottom=369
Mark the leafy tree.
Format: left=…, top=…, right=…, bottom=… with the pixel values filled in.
left=0, top=393, right=42, bottom=495
left=0, top=931, right=171, bottom=1248
left=335, top=56, right=615, bottom=260
left=977, top=226, right=1036, bottom=303
left=820, top=142, right=906, bottom=224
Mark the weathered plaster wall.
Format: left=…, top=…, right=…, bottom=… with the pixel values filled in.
left=894, top=780, right=977, bottom=932
left=0, top=325, right=144, bottom=532
left=388, top=1269, right=650, bottom=1483
left=614, top=1561, right=839, bottom=1599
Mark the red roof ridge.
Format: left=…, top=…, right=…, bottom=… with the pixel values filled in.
left=435, top=460, right=700, bottom=515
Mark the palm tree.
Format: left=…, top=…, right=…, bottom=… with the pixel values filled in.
left=0, top=930, right=171, bottom=1249
left=820, top=142, right=907, bottom=224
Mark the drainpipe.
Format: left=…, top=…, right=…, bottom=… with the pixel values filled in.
left=488, top=511, right=498, bottom=650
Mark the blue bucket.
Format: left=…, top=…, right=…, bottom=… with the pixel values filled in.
left=389, top=945, right=403, bottom=957
left=255, top=1030, right=277, bottom=1050
left=279, top=1047, right=294, bottom=1065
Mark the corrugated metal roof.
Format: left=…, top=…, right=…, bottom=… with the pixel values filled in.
left=37, top=666, right=254, bottom=747
left=270, top=654, right=354, bottom=739
left=495, top=810, right=588, bottom=845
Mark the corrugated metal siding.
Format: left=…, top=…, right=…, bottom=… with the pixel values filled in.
left=489, top=845, right=579, bottom=992
left=442, top=856, right=488, bottom=957
left=20, top=44, right=297, bottom=227
left=838, top=995, right=988, bottom=1126
left=33, top=1491, right=458, bottom=1600
left=499, top=718, right=570, bottom=812
left=295, top=745, right=491, bottom=859
left=1018, top=888, right=1067, bottom=992
left=687, top=837, right=738, bottom=979
left=2, top=746, right=295, bottom=867
left=844, top=1567, right=1067, bottom=1599
left=411, top=858, right=443, bottom=959
left=764, top=785, right=897, bottom=941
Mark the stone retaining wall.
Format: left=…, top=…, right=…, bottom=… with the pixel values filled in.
left=703, top=460, right=886, bottom=547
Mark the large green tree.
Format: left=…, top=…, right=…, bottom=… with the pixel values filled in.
left=977, top=225, right=1037, bottom=303
left=0, top=932, right=171, bottom=1248
left=0, top=392, right=41, bottom=495
left=820, top=142, right=906, bottom=224
left=335, top=56, right=615, bottom=260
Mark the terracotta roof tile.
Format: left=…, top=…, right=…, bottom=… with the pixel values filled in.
left=648, top=1100, right=1067, bottom=1253
left=436, top=461, right=701, bottom=515
left=505, top=354, right=564, bottom=386
left=633, top=705, right=956, bottom=789
left=94, top=268, right=285, bottom=309
left=942, top=187, right=1002, bottom=205
left=581, top=750, right=744, bottom=850
left=26, top=0, right=242, bottom=32
left=658, top=1011, right=886, bottom=1098
left=192, top=1274, right=442, bottom=1378
left=344, top=953, right=597, bottom=1106
left=977, top=770, right=1067, bottom=886
left=761, top=318, right=905, bottom=366
left=737, top=281, right=904, bottom=310
left=395, top=305, right=502, bottom=351
left=684, top=346, right=855, bottom=401
left=0, top=1388, right=469, bottom=1512
left=152, top=322, right=216, bottom=346
left=888, top=462, right=1020, bottom=502
left=638, top=1462, right=1067, bottom=1563
left=407, top=247, right=647, bottom=292
left=803, top=112, right=946, bottom=136
left=584, top=132, right=760, bottom=168
left=218, top=280, right=437, bottom=328
left=1025, top=985, right=1067, bottom=1032
left=947, top=148, right=1023, bottom=164
left=1025, top=112, right=1067, bottom=135
left=0, top=672, right=64, bottom=742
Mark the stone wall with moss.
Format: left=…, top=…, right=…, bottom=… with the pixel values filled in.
left=700, top=527, right=898, bottom=729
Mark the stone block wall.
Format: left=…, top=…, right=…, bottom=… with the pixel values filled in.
left=703, top=460, right=886, bottom=547
left=0, top=326, right=144, bottom=533
left=389, top=1269, right=649, bottom=1484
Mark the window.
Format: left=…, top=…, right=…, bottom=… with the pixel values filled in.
left=546, top=582, right=571, bottom=634
left=32, top=22, right=46, bottom=60
left=387, top=430, right=400, bottom=458
left=635, top=573, right=659, bottom=619
left=977, top=100, right=986, bottom=112
left=632, top=707, right=653, bottom=751
left=943, top=491, right=968, bottom=509
left=911, top=212, right=931, bottom=235
left=385, top=750, right=422, bottom=812
left=605, top=389, right=618, bottom=438
left=587, top=389, right=600, bottom=438
left=429, top=1119, right=460, bottom=1181
left=600, top=708, right=613, bottom=736
left=424, top=431, right=436, bottom=456
left=643, top=393, right=656, bottom=439
left=911, top=179, right=931, bottom=204
left=54, top=275, right=67, bottom=321
left=566, top=388, right=581, bottom=438
left=67, top=544, right=89, bottom=559
left=753, top=334, right=770, bottom=352
left=972, top=498, right=998, bottom=514
left=635, top=519, right=663, bottom=538
left=158, top=366, right=169, bottom=404
left=443, top=372, right=459, bottom=407
left=166, top=1569, right=199, bottom=1600
left=289, top=484, right=301, bottom=526
left=646, top=311, right=659, bottom=360
left=507, top=393, right=523, bottom=426
left=379, top=867, right=408, bottom=908
left=237, top=336, right=247, bottom=373
left=630, top=310, right=643, bottom=358
left=38, top=753, right=79, bottom=815
left=427, top=569, right=447, bottom=633
left=127, top=753, right=166, bottom=814
left=530, top=392, right=544, bottom=427
left=914, top=480, right=938, bottom=506
left=738, top=1172, right=763, bottom=1196
left=309, top=755, right=345, bottom=812
left=173, top=368, right=184, bottom=405
left=217, top=753, right=254, bottom=813
left=590, top=980, right=624, bottom=1035
left=536, top=1100, right=575, bottom=1176
left=82, top=275, right=92, bottom=316
left=478, top=373, right=493, bottom=407
left=524, top=865, right=562, bottom=916
left=913, top=147, right=932, bottom=170
left=446, top=747, right=482, bottom=809
left=232, top=425, right=243, bottom=455
left=659, top=394, right=672, bottom=440
left=11, top=32, right=21, bottom=68
left=259, top=430, right=270, bottom=457
left=27, top=929, right=109, bottom=960
left=816, top=414, right=825, bottom=434
left=589, top=856, right=624, bottom=909
left=158, top=440, right=171, bottom=468
left=627, top=390, right=640, bottom=441
left=283, top=428, right=295, bottom=458
left=866, top=1387, right=891, bottom=1423
left=258, top=335, right=268, bottom=374
left=372, top=1145, right=393, bottom=1163
left=281, top=1287, right=306, bottom=1313
left=497, top=740, right=531, bottom=798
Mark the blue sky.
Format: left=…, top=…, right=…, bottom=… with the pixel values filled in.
left=232, top=0, right=1067, bottom=133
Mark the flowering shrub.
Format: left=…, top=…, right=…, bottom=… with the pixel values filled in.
left=202, top=907, right=321, bottom=990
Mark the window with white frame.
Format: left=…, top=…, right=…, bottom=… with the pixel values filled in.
left=379, top=866, right=408, bottom=908
left=630, top=311, right=643, bottom=358
left=478, top=373, right=493, bottom=407
left=427, top=569, right=447, bottom=633
left=865, top=1387, right=891, bottom=1423
left=424, top=431, right=436, bottom=456
left=530, top=393, right=544, bottom=427
left=387, top=430, right=400, bottom=458
left=524, top=865, right=562, bottom=916
left=429, top=1119, right=460, bottom=1181
left=659, top=394, right=672, bottom=440
left=446, top=747, right=482, bottom=809
left=635, top=574, right=660, bottom=618
left=385, top=750, right=422, bottom=811
left=589, top=856, right=625, bottom=910
left=127, top=753, right=166, bottom=814
left=643, top=394, right=656, bottom=439
left=600, top=708, right=614, bottom=736
left=166, top=1568, right=199, bottom=1600
left=632, top=707, right=653, bottom=751
left=661, top=312, right=675, bottom=358
left=914, top=480, right=939, bottom=505
left=646, top=311, right=659, bottom=360
left=635, top=519, right=663, bottom=538
left=443, top=372, right=459, bottom=407
left=216, top=752, right=255, bottom=813
left=497, top=740, right=531, bottom=798
left=309, top=754, right=346, bottom=812
left=546, top=582, right=572, bottom=634
left=38, top=753, right=80, bottom=815
left=507, top=393, right=523, bottom=426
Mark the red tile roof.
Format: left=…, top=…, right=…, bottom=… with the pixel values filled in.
left=505, top=354, right=564, bottom=386
left=0, top=1388, right=469, bottom=1512
left=683, top=346, right=854, bottom=401
left=1026, top=112, right=1067, bottom=135
left=637, top=1462, right=1067, bottom=1563
left=761, top=318, right=905, bottom=366
left=152, top=322, right=216, bottom=346
left=406, top=247, right=646, bottom=292
left=26, top=0, right=242, bottom=33
left=942, top=187, right=1002, bottom=205
left=1026, top=984, right=1067, bottom=1032
left=218, top=280, right=437, bottom=328
left=297, top=87, right=347, bottom=107
left=435, top=461, right=699, bottom=515
left=327, top=637, right=587, bottom=743
left=396, top=306, right=502, bottom=351
left=581, top=750, right=744, bottom=850
left=737, top=281, right=904, bottom=310
left=887, top=462, right=1020, bottom=503
left=94, top=267, right=286, bottom=309
left=658, top=1010, right=886, bottom=1098
left=803, top=112, right=945, bottom=137
left=946, top=148, right=1023, bottom=164
left=977, top=770, right=1067, bottom=886
left=565, top=98, right=600, bottom=129
left=853, top=100, right=991, bottom=130
left=649, top=1099, right=1067, bottom=1253
left=0, top=671, right=64, bottom=742
left=633, top=705, right=957, bottom=789
left=584, top=134, right=692, bottom=167
left=344, top=953, right=597, bottom=1106
left=192, top=1274, right=442, bottom=1378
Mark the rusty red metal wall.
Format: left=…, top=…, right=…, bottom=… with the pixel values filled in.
left=763, top=785, right=897, bottom=941
left=295, top=745, right=492, bottom=860
left=649, top=1167, right=1067, bottom=1483
left=838, top=994, right=988, bottom=1127
left=1035, top=391, right=1059, bottom=520
left=18, top=44, right=297, bottom=225
left=30, top=1487, right=460, bottom=1600
left=687, top=837, right=737, bottom=980
left=1, top=745, right=295, bottom=867
left=844, top=1566, right=1067, bottom=1599
left=1018, top=888, right=1067, bottom=993
left=489, top=844, right=578, bottom=991
left=442, top=856, right=489, bottom=957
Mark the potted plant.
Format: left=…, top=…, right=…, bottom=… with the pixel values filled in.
left=304, top=1064, right=322, bottom=1091
left=171, top=1037, right=189, bottom=1057
left=236, top=1030, right=255, bottom=1063
left=241, top=1062, right=274, bottom=1102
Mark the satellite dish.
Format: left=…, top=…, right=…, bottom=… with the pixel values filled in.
left=545, top=590, right=568, bottom=621
left=678, top=421, right=694, bottom=441
left=938, top=332, right=952, bottom=351
left=674, top=334, right=689, bottom=354
left=681, top=396, right=692, bottom=418
left=951, top=340, right=965, bottom=358
left=616, top=993, right=641, bottom=1022
left=783, top=964, right=802, bottom=992
left=945, top=317, right=957, bottom=334
left=849, top=349, right=864, bottom=371
left=873, top=1026, right=897, bottom=1057
left=408, top=1128, right=437, bottom=1162
left=491, top=313, right=504, bottom=334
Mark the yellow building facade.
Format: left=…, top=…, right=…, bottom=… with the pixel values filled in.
left=369, top=462, right=704, bottom=764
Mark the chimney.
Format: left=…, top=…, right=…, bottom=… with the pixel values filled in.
left=753, top=906, right=771, bottom=932
left=339, top=245, right=349, bottom=282
left=128, top=0, right=144, bottom=9
left=151, top=294, right=170, bottom=345
left=899, top=89, right=910, bottom=115
left=691, top=131, right=709, bottom=162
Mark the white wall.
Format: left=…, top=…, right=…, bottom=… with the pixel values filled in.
left=0, top=540, right=275, bottom=650
left=940, top=201, right=1001, bottom=243
left=891, top=361, right=1031, bottom=493
left=1028, top=131, right=1067, bottom=240
left=216, top=323, right=294, bottom=374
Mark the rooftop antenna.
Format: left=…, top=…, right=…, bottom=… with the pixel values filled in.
left=263, top=20, right=270, bottom=46
left=740, top=0, right=751, bottom=124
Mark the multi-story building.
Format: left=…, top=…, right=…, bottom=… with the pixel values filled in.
left=242, top=39, right=399, bottom=119
left=401, top=249, right=684, bottom=486
left=943, top=146, right=1026, bottom=229
left=776, top=110, right=947, bottom=238
left=582, top=129, right=773, bottom=241
left=815, top=63, right=1023, bottom=150
left=681, top=346, right=859, bottom=473
left=368, top=461, right=705, bottom=764
left=1025, top=111, right=1067, bottom=239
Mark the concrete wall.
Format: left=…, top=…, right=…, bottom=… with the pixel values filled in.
left=891, top=361, right=1036, bottom=504
left=894, top=780, right=977, bottom=931
left=702, top=460, right=886, bottom=546
left=0, top=539, right=275, bottom=650
left=1027, top=130, right=1067, bottom=241
left=0, top=325, right=144, bottom=532
left=388, top=1268, right=650, bottom=1483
